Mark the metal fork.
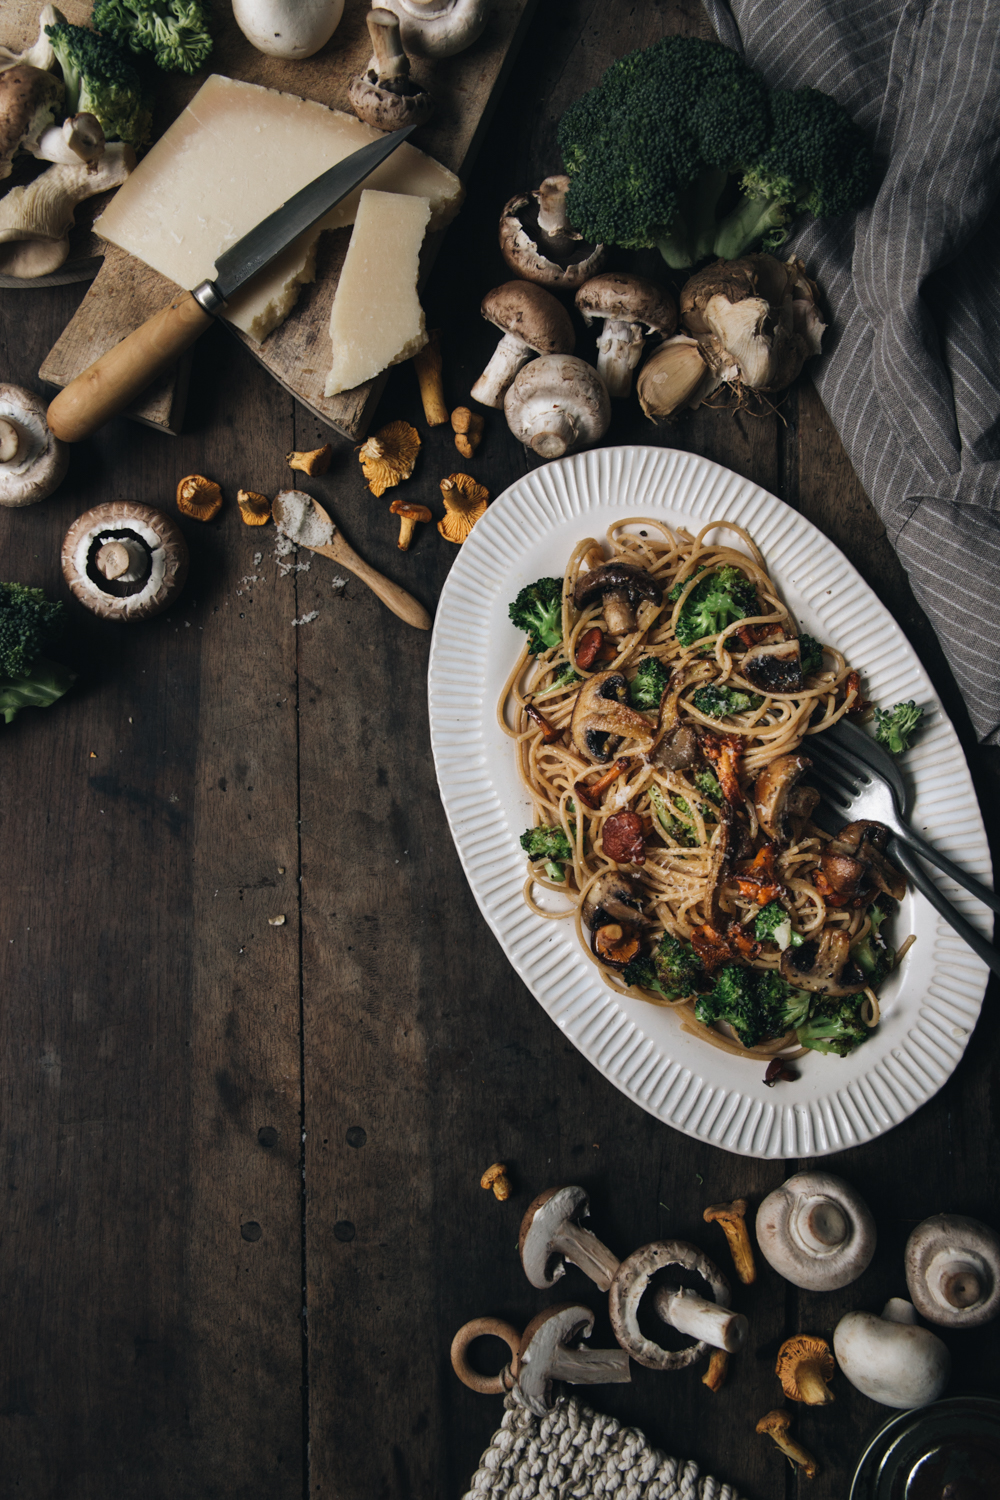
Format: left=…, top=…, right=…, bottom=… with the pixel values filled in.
left=806, top=718, right=1000, bottom=978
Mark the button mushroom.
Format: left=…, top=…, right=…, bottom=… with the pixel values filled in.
left=0, top=64, right=63, bottom=181
left=756, top=1172, right=876, bottom=1291
left=609, top=1241, right=746, bottom=1370
left=776, top=1335, right=835, bottom=1405
left=499, top=175, right=606, bottom=290
left=504, top=354, right=610, bottom=459
left=833, top=1299, right=951, bottom=1409
left=518, top=1184, right=621, bottom=1292
left=779, top=928, right=867, bottom=996
left=517, top=1304, right=630, bottom=1417
left=905, top=1214, right=1000, bottom=1329
left=380, top=0, right=491, bottom=59
left=574, top=561, right=663, bottom=637
left=0, top=384, right=67, bottom=507
left=349, top=8, right=433, bottom=131
left=470, top=283, right=574, bottom=409
left=579, top=869, right=649, bottom=931
left=570, top=671, right=655, bottom=763
left=575, top=272, right=678, bottom=399
left=753, top=752, right=819, bottom=843
left=61, top=502, right=189, bottom=621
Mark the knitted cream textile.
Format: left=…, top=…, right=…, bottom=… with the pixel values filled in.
left=463, top=1390, right=742, bottom=1500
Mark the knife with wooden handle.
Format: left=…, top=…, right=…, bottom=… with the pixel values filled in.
left=46, top=123, right=418, bottom=443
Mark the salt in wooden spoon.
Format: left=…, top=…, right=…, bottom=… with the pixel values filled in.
left=273, top=490, right=431, bottom=631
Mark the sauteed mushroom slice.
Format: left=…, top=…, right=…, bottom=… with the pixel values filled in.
left=740, top=637, right=803, bottom=694
left=754, top=752, right=818, bottom=843
left=570, top=671, right=654, bottom=762
left=780, top=929, right=866, bottom=996
left=574, top=562, right=663, bottom=636
left=831, top=821, right=907, bottom=902
left=580, top=870, right=649, bottom=930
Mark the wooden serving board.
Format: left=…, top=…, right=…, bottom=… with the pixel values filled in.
left=14, top=0, right=539, bottom=437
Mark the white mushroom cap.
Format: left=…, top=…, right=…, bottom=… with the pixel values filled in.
left=0, top=384, right=67, bottom=506
left=503, top=355, right=610, bottom=459
left=61, top=502, right=189, bottom=622
left=905, top=1214, right=1000, bottom=1328
left=380, top=0, right=491, bottom=59
left=833, top=1299, right=951, bottom=1410
left=756, top=1172, right=876, bottom=1290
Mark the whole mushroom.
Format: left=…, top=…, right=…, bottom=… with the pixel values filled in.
left=0, top=64, right=63, bottom=181
left=575, top=272, right=677, bottom=398
left=834, top=1298, right=951, bottom=1410
left=905, top=1213, right=1000, bottom=1329
left=349, top=9, right=433, bottom=131
left=0, top=384, right=68, bottom=506
left=609, top=1240, right=746, bottom=1371
left=504, top=354, right=610, bottom=458
left=499, top=175, right=606, bottom=290
left=232, top=0, right=345, bottom=59
left=380, top=0, right=491, bottom=58
left=470, top=283, right=574, bottom=409
left=756, top=1172, right=877, bottom=1291
left=62, top=502, right=189, bottom=621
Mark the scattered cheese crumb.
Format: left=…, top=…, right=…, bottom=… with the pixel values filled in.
left=331, top=576, right=348, bottom=590
left=268, top=915, right=286, bottom=926
left=253, top=552, right=262, bottom=565
left=292, top=612, right=319, bottom=626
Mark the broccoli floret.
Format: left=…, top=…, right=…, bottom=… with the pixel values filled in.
left=714, top=87, right=873, bottom=261
left=873, top=700, right=923, bottom=755
left=648, top=784, right=695, bottom=845
left=799, top=634, right=824, bottom=675
left=520, top=823, right=573, bottom=882
left=46, top=20, right=152, bottom=146
left=509, top=577, right=563, bottom=656
left=694, top=768, right=723, bottom=805
left=692, top=683, right=764, bottom=718
left=674, top=566, right=758, bottom=647
left=796, top=996, right=869, bottom=1056
left=92, top=0, right=212, bottom=73
left=629, top=656, right=670, bottom=711
left=620, top=953, right=665, bottom=993
left=755, top=900, right=805, bottom=951
left=851, top=902, right=895, bottom=985
left=533, top=662, right=581, bottom=699
left=695, top=963, right=809, bottom=1047
left=0, top=583, right=75, bottom=725
left=622, top=932, right=706, bottom=999
left=668, top=565, right=706, bottom=603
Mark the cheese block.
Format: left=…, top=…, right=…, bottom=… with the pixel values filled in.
left=94, top=74, right=463, bottom=342
left=324, top=190, right=431, bottom=396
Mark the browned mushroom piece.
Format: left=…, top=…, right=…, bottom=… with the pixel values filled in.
left=579, top=869, right=649, bottom=931
left=740, top=637, right=803, bottom=694
left=756, top=1410, right=818, bottom=1478
left=470, top=282, right=575, bottom=408
left=570, top=671, right=656, bottom=763
left=61, top=502, right=189, bottom=621
left=348, top=8, right=433, bottom=131
left=905, top=1214, right=1000, bottom=1329
left=591, top=921, right=641, bottom=969
left=499, top=175, right=607, bottom=289
left=517, top=1304, right=630, bottom=1417
left=575, top=272, right=678, bottom=398
left=776, top=1335, right=836, bottom=1406
left=780, top=928, right=867, bottom=996
left=518, top=1184, right=621, bottom=1291
left=828, top=821, right=907, bottom=902
left=609, top=1241, right=746, bottom=1371
left=753, top=752, right=819, bottom=843
left=574, top=562, right=663, bottom=636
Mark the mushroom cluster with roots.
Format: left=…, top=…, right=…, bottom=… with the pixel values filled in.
left=0, top=383, right=67, bottom=506
left=61, top=502, right=190, bottom=621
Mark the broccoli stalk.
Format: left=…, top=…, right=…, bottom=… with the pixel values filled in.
left=629, top=656, right=670, bottom=711
left=532, top=662, right=581, bottom=699
left=0, top=583, right=75, bottom=724
left=46, top=20, right=152, bottom=147
left=674, top=566, right=758, bottom=647
left=509, top=578, right=563, bottom=657
left=873, top=701, right=923, bottom=755
left=520, top=824, right=573, bottom=882
left=92, top=0, right=213, bottom=75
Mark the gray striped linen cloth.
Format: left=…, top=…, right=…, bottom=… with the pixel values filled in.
left=701, top=0, right=1000, bottom=743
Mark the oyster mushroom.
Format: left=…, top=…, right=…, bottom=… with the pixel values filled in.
left=61, top=502, right=189, bottom=621
left=833, top=1299, right=951, bottom=1410
left=779, top=928, right=867, bottom=997
left=0, top=142, right=134, bottom=279
left=609, top=1240, right=745, bottom=1371
left=756, top=1172, right=876, bottom=1290
left=380, top=0, right=491, bottom=59
left=0, top=64, right=63, bottom=180
left=437, top=472, right=488, bottom=542
left=905, top=1214, right=1000, bottom=1329
left=574, top=561, right=663, bottom=636
left=0, top=383, right=68, bottom=507
left=570, top=671, right=655, bottom=763
left=575, top=272, right=678, bottom=398
left=470, top=282, right=574, bottom=409
left=0, top=7, right=61, bottom=73
left=499, top=175, right=606, bottom=290
left=349, top=9, right=433, bottom=131
left=504, top=354, right=610, bottom=459
left=517, top=1304, right=630, bottom=1417
left=753, top=752, right=819, bottom=843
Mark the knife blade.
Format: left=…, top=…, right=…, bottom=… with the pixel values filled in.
left=46, top=123, right=419, bottom=443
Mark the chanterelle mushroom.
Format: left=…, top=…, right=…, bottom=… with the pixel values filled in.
left=437, top=473, right=488, bottom=543
left=62, top=502, right=189, bottom=621
left=753, top=752, right=818, bottom=843
left=756, top=1172, right=876, bottom=1291
left=358, top=420, right=421, bottom=496
left=504, top=354, right=610, bottom=458
left=776, top=1335, right=835, bottom=1406
left=905, top=1213, right=1000, bottom=1329
left=349, top=8, right=433, bottom=131
left=574, top=561, right=663, bottom=636
left=0, top=383, right=67, bottom=507
left=575, top=272, right=677, bottom=398
left=756, top=1410, right=818, bottom=1479
left=470, top=282, right=574, bottom=408
left=499, top=175, right=606, bottom=290
left=570, top=671, right=655, bottom=763
left=0, top=64, right=63, bottom=180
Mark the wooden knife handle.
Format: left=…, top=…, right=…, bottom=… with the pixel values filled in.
left=329, top=535, right=432, bottom=631
left=46, top=291, right=214, bottom=443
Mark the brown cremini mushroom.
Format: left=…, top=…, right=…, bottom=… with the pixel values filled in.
left=518, top=1184, right=621, bottom=1291
left=349, top=8, right=433, bottom=132
left=592, top=921, right=640, bottom=969
left=389, top=497, right=431, bottom=550
left=504, top=354, right=610, bottom=458
left=287, top=444, right=332, bottom=476
left=480, top=1162, right=512, bottom=1201
left=753, top=752, right=819, bottom=843
left=470, top=282, right=575, bottom=408
left=62, top=502, right=189, bottom=622
left=0, top=383, right=67, bottom=506
left=498, top=175, right=606, bottom=290
left=359, top=420, right=421, bottom=496
left=579, top=869, right=649, bottom=932
left=237, top=489, right=271, bottom=526
left=0, top=64, right=63, bottom=181
left=704, top=1199, right=756, bottom=1285
left=575, top=272, right=678, bottom=399
left=574, top=561, right=663, bottom=636
left=413, top=330, right=448, bottom=425
left=776, top=1335, right=836, bottom=1405
left=741, top=637, right=804, bottom=694
left=437, top=473, right=488, bottom=543
left=779, top=928, right=867, bottom=997
left=451, top=405, right=483, bottom=458
left=756, top=1410, right=818, bottom=1478
left=176, top=474, right=223, bottom=522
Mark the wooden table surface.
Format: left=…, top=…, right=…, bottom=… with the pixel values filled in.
left=2, top=4, right=998, bottom=1497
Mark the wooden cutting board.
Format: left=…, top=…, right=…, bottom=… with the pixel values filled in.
left=8, top=0, right=538, bottom=437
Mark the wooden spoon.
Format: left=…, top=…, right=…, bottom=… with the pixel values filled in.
left=272, top=489, right=431, bottom=631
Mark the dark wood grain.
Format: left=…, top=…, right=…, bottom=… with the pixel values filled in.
left=2, top=1, right=998, bottom=1498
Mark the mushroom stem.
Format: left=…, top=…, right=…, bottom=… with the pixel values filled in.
left=95, top=537, right=147, bottom=584
left=523, top=407, right=578, bottom=459
left=600, top=590, right=636, bottom=635
left=367, top=8, right=410, bottom=81
left=796, top=1357, right=836, bottom=1405
left=653, top=1287, right=747, bottom=1353
left=550, top=1220, right=621, bottom=1292
left=28, top=114, right=105, bottom=166
left=595, top=320, right=647, bottom=399
left=0, top=416, right=22, bottom=463
left=535, top=174, right=573, bottom=242
left=547, top=1346, right=632, bottom=1384
left=413, top=331, right=448, bottom=425
left=470, top=331, right=534, bottom=407
left=756, top=1412, right=818, bottom=1478
left=793, top=1197, right=849, bottom=1251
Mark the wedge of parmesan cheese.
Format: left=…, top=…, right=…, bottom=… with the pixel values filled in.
left=95, top=75, right=463, bottom=342
left=324, top=190, right=431, bottom=397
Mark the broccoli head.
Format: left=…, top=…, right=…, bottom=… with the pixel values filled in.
left=520, top=823, right=573, bottom=882
left=692, top=683, right=764, bottom=718
left=695, top=963, right=809, bottom=1048
left=851, top=902, right=895, bottom=985
left=0, top=583, right=75, bottom=724
left=799, top=633, right=824, bottom=676
left=754, top=900, right=804, bottom=951
left=92, top=0, right=213, bottom=75
left=629, top=655, right=670, bottom=711
left=873, top=700, right=923, bottom=755
left=509, top=577, right=563, bottom=656
left=674, top=566, right=758, bottom=647
left=796, top=995, right=869, bottom=1056
left=622, top=932, right=706, bottom=999
left=694, top=768, right=723, bottom=805
left=47, top=20, right=152, bottom=146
